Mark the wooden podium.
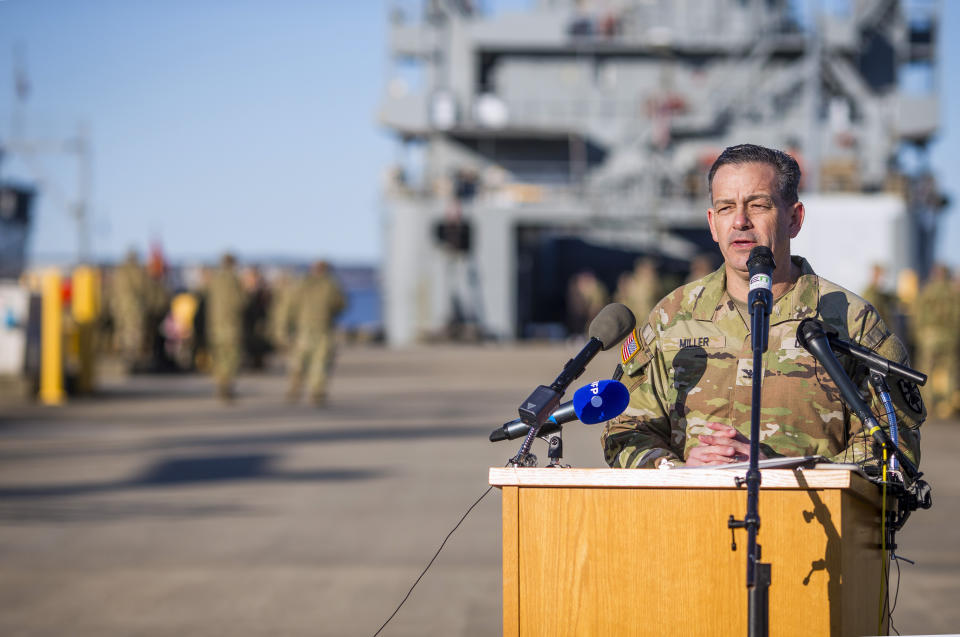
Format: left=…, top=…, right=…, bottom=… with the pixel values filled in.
left=489, top=467, right=887, bottom=637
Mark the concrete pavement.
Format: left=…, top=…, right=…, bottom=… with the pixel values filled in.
left=0, top=343, right=957, bottom=636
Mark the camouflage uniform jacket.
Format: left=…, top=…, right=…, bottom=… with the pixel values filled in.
left=290, top=272, right=346, bottom=342
left=602, top=256, right=924, bottom=469
left=206, top=267, right=246, bottom=342
left=913, top=280, right=960, bottom=346
left=110, top=261, right=147, bottom=318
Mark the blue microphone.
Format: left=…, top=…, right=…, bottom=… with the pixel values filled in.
left=570, top=379, right=631, bottom=424
left=490, top=380, right=629, bottom=442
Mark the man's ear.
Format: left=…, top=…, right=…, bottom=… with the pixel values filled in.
left=707, top=208, right=719, bottom=243
left=788, top=201, right=804, bottom=239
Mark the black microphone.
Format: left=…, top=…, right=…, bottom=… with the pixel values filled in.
left=797, top=319, right=873, bottom=424
left=491, top=379, right=630, bottom=442
left=517, top=303, right=636, bottom=428
left=746, top=246, right=775, bottom=314
left=820, top=328, right=926, bottom=386
left=491, top=407, right=571, bottom=442
left=796, top=318, right=920, bottom=479
left=746, top=246, right=775, bottom=354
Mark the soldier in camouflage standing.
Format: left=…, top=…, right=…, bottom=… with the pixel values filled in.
left=110, top=249, right=148, bottom=371
left=566, top=271, right=608, bottom=337
left=614, top=258, right=661, bottom=326
left=143, top=249, right=172, bottom=370
left=896, top=268, right=920, bottom=358
left=862, top=263, right=898, bottom=329
left=268, top=268, right=297, bottom=352
left=913, top=264, right=960, bottom=418
left=206, top=253, right=246, bottom=401
left=285, top=260, right=346, bottom=406
left=603, top=144, right=922, bottom=470
left=685, top=253, right=716, bottom=284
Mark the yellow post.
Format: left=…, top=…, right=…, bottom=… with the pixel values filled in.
left=72, top=265, right=99, bottom=323
left=39, top=268, right=66, bottom=405
left=72, top=265, right=100, bottom=394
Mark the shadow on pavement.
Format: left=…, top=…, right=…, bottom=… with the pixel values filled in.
left=0, top=453, right=387, bottom=500
left=0, top=424, right=493, bottom=461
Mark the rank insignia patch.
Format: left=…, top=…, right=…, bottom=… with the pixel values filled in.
left=621, top=330, right=640, bottom=364
left=641, top=323, right=656, bottom=346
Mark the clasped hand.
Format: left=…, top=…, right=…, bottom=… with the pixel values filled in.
left=685, top=423, right=768, bottom=467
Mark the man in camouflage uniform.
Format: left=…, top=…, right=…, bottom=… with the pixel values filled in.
left=603, top=144, right=923, bottom=470
left=615, top=258, right=662, bottom=329
left=567, top=271, right=609, bottom=337
left=861, top=263, right=898, bottom=329
left=285, top=260, right=347, bottom=406
left=268, top=268, right=297, bottom=351
left=913, top=264, right=960, bottom=418
left=206, top=253, right=246, bottom=401
left=685, top=253, right=717, bottom=284
left=110, top=249, right=148, bottom=370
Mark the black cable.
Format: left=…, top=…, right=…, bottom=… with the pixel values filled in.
left=883, top=550, right=893, bottom=635
left=889, top=553, right=903, bottom=636
left=371, top=486, right=494, bottom=637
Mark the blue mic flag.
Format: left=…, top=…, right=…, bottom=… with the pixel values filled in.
left=571, top=380, right=630, bottom=424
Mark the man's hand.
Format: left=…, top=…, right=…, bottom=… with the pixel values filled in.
left=686, top=422, right=768, bottom=466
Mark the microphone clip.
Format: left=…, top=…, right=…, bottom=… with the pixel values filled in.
left=518, top=385, right=563, bottom=428
left=545, top=433, right=569, bottom=468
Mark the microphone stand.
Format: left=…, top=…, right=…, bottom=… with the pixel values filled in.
left=796, top=323, right=932, bottom=544
left=729, top=249, right=775, bottom=637
left=508, top=428, right=540, bottom=467
left=868, top=371, right=901, bottom=475
left=726, top=302, right=772, bottom=637
left=545, top=431, right=568, bottom=468
left=507, top=421, right=565, bottom=468
left=509, top=340, right=601, bottom=467
left=796, top=319, right=925, bottom=485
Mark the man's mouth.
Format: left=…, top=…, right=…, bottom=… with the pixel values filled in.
left=730, top=239, right=757, bottom=249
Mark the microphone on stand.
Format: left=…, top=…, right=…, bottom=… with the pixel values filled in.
left=746, top=246, right=775, bottom=353
left=490, top=379, right=629, bottom=442
left=815, top=323, right=926, bottom=386
left=796, top=318, right=921, bottom=481
left=516, top=303, right=636, bottom=428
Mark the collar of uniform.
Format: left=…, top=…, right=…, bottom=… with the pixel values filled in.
left=769, top=256, right=819, bottom=325
left=691, top=255, right=819, bottom=324
left=691, top=266, right=729, bottom=321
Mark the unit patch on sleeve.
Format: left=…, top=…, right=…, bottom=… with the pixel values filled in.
left=898, top=378, right=924, bottom=415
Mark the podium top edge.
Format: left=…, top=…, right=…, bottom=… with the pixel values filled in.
left=488, top=467, right=872, bottom=493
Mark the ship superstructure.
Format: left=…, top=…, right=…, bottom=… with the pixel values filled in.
left=379, top=0, right=942, bottom=345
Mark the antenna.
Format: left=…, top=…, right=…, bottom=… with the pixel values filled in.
left=5, top=43, right=94, bottom=263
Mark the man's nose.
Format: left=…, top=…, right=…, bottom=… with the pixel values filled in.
left=731, top=205, right=752, bottom=229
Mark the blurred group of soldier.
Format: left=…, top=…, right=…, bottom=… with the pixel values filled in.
left=104, top=249, right=346, bottom=405
left=863, top=262, right=960, bottom=419
left=566, top=254, right=716, bottom=337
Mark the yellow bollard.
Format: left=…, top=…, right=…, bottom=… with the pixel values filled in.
left=72, top=265, right=99, bottom=323
left=72, top=265, right=100, bottom=394
left=39, top=268, right=66, bottom=405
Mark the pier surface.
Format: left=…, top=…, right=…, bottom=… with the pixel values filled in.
left=1, top=344, right=957, bottom=636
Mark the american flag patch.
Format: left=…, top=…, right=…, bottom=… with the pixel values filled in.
left=621, top=330, right=640, bottom=364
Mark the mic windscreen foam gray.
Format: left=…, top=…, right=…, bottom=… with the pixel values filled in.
left=588, top=303, right=637, bottom=351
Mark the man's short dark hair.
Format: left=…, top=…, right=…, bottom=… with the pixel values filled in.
left=707, top=144, right=801, bottom=207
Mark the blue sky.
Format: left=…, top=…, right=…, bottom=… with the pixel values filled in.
left=0, top=0, right=958, bottom=267
left=0, top=0, right=395, bottom=264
